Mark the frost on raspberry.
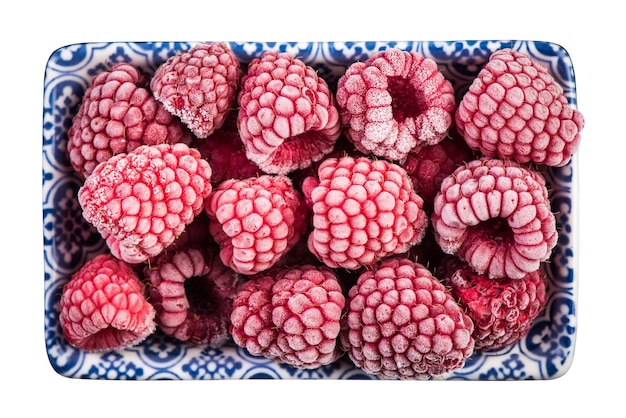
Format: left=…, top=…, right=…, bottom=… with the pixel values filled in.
left=205, top=175, right=308, bottom=275
left=150, top=42, right=242, bottom=139
left=230, top=265, right=346, bottom=369
left=67, top=62, right=191, bottom=178
left=144, top=246, right=242, bottom=347
left=336, top=48, right=456, bottom=162
left=437, top=255, right=548, bottom=351
left=340, top=257, right=475, bottom=380
left=455, top=48, right=585, bottom=166
left=431, top=157, right=558, bottom=279
left=304, top=155, right=428, bottom=270
left=79, top=143, right=213, bottom=264
left=237, top=50, right=342, bottom=175
left=59, top=253, right=156, bottom=352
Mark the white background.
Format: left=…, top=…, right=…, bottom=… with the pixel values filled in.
left=1, top=1, right=622, bottom=416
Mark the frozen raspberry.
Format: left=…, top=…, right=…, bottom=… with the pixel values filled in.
left=400, top=127, right=477, bottom=212
left=237, top=50, right=341, bottom=175
left=144, top=246, right=242, bottom=347
left=59, top=253, right=156, bottom=352
left=340, top=257, right=475, bottom=380
left=431, top=157, right=557, bottom=279
left=437, top=256, right=547, bottom=351
left=336, top=48, right=456, bottom=162
left=205, top=175, right=308, bottom=275
left=150, top=42, right=242, bottom=139
left=231, top=265, right=345, bottom=369
left=304, top=155, right=428, bottom=270
left=194, top=114, right=264, bottom=184
left=79, top=143, right=213, bottom=264
left=68, top=62, right=191, bottom=178
left=455, top=48, right=585, bottom=167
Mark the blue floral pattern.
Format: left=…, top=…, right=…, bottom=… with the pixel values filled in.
left=43, top=41, right=579, bottom=380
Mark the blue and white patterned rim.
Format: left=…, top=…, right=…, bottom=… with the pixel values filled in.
left=43, top=40, right=578, bottom=380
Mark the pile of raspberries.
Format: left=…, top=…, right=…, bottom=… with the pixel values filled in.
left=59, top=42, right=584, bottom=380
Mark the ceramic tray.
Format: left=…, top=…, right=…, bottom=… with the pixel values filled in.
left=43, top=40, right=579, bottom=380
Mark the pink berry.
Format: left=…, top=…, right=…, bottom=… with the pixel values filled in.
left=340, top=257, right=475, bottom=380
left=144, top=246, right=242, bottom=347
left=231, top=265, right=345, bottom=369
left=437, top=256, right=548, bottom=351
left=455, top=48, right=585, bottom=166
left=237, top=50, right=342, bottom=175
left=150, top=42, right=242, bottom=138
left=305, top=155, right=428, bottom=270
left=78, top=143, right=213, bottom=264
left=205, top=175, right=308, bottom=275
left=431, top=157, right=557, bottom=279
left=336, top=48, right=456, bottom=162
left=68, top=62, right=191, bottom=178
left=59, top=253, right=156, bottom=352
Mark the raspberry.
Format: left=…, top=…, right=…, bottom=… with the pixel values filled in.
left=194, top=114, right=264, bottom=185
left=237, top=50, right=342, bottom=175
left=150, top=42, right=242, bottom=139
left=144, top=246, right=242, bottom=347
left=437, top=256, right=548, bottom=351
left=59, top=253, right=156, bottom=352
left=68, top=62, right=191, bottom=178
left=205, top=175, right=308, bottom=275
left=455, top=48, right=585, bottom=167
left=431, top=158, right=557, bottom=279
left=340, top=257, right=475, bottom=380
left=400, top=127, right=477, bottom=212
left=230, top=265, right=345, bottom=369
left=336, top=48, right=456, bottom=162
left=78, top=143, right=213, bottom=264
left=304, top=155, right=428, bottom=270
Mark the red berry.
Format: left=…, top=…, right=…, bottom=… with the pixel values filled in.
left=437, top=256, right=548, bottom=351
left=59, top=253, right=156, bottom=352
left=68, top=62, right=191, bottom=178
left=144, top=246, right=242, bottom=347
left=205, top=175, right=308, bottom=275
left=79, top=143, right=213, bottom=264
left=150, top=42, right=242, bottom=139
left=431, top=157, right=557, bottom=279
left=455, top=48, right=585, bottom=166
left=336, top=48, right=456, bottom=161
left=340, top=257, right=475, bottom=380
left=237, top=50, right=342, bottom=175
left=230, top=265, right=345, bottom=369
left=305, top=155, right=428, bottom=269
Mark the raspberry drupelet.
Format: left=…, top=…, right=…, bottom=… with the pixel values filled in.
left=340, top=257, right=475, bottom=380
left=431, top=157, right=557, bottom=279
left=237, top=50, right=342, bottom=175
left=336, top=48, right=456, bottom=162
left=230, top=264, right=345, bottom=369
left=455, top=48, right=584, bottom=167
left=205, top=175, right=308, bottom=275
left=144, top=246, right=243, bottom=347
left=437, top=256, right=548, bottom=351
left=150, top=42, right=242, bottom=139
left=68, top=62, right=191, bottom=178
left=78, top=143, right=213, bottom=264
left=59, top=253, right=157, bottom=352
left=304, top=155, right=428, bottom=270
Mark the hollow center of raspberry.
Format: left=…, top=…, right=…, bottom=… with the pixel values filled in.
left=472, top=217, right=514, bottom=244
left=388, top=77, right=425, bottom=122
left=184, top=275, right=220, bottom=316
